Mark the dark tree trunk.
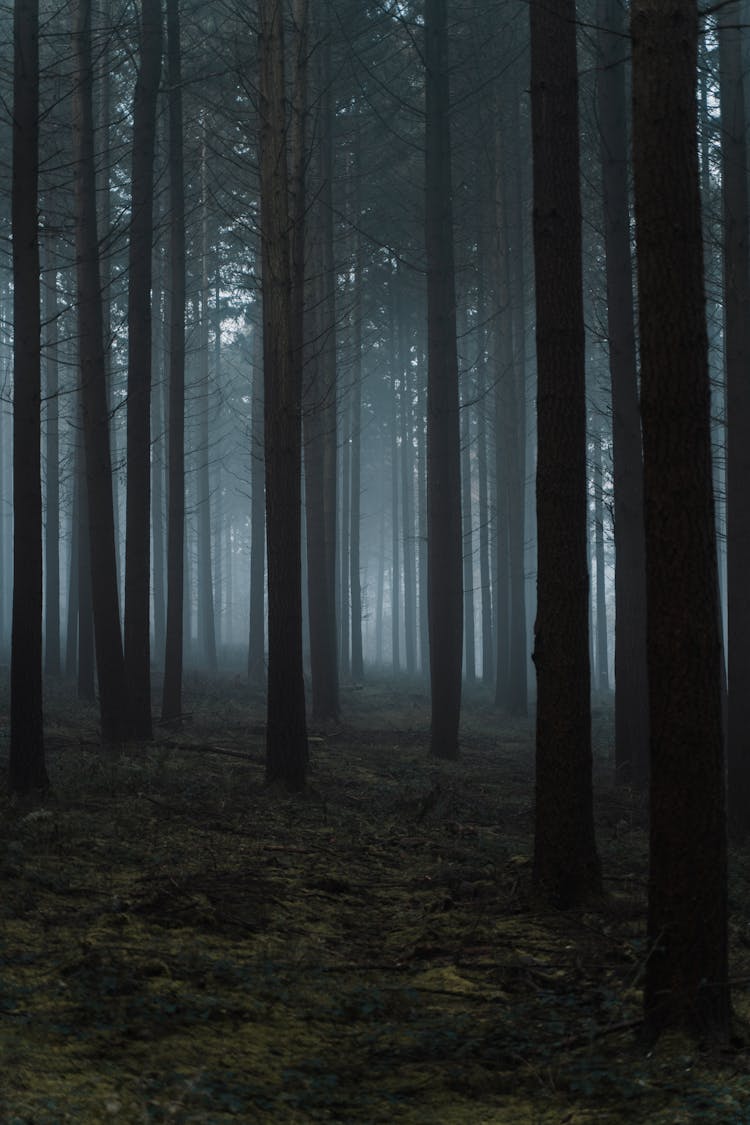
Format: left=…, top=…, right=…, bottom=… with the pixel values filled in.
left=460, top=308, right=475, bottom=685
left=530, top=0, right=601, bottom=907
left=248, top=320, right=266, bottom=686
left=349, top=139, right=364, bottom=682
left=259, top=0, right=308, bottom=789
left=593, top=417, right=609, bottom=693
left=73, top=0, right=129, bottom=744
left=597, top=0, right=648, bottom=784
left=43, top=231, right=61, bottom=677
left=195, top=128, right=217, bottom=673
left=389, top=285, right=401, bottom=673
left=400, top=294, right=417, bottom=678
left=77, top=440, right=95, bottom=703
left=475, top=228, right=493, bottom=687
left=152, top=244, right=166, bottom=667
left=10, top=0, right=46, bottom=794
left=349, top=366, right=364, bottom=679
left=720, top=1, right=750, bottom=839
left=632, top=0, right=730, bottom=1039
left=425, top=0, right=463, bottom=758
left=161, top=0, right=186, bottom=726
left=125, top=0, right=161, bottom=739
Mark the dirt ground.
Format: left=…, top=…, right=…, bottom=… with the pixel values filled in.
left=2, top=675, right=750, bottom=1123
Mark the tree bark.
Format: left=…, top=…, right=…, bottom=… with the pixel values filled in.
left=597, top=0, right=648, bottom=784
left=530, top=0, right=601, bottom=906
left=125, top=0, right=162, bottom=738
left=632, top=0, right=730, bottom=1038
left=10, top=0, right=46, bottom=793
left=43, top=230, right=61, bottom=677
left=426, top=0, right=463, bottom=758
left=259, top=0, right=308, bottom=789
left=73, top=0, right=129, bottom=744
left=161, top=0, right=186, bottom=726
left=720, top=0, right=750, bottom=839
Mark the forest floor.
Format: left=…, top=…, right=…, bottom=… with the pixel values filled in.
left=2, top=675, right=750, bottom=1124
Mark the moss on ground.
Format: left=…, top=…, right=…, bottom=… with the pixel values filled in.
left=1, top=678, right=749, bottom=1122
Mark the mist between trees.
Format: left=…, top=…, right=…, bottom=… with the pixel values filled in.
left=1, top=0, right=746, bottom=1046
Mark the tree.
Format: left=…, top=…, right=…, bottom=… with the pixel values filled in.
left=125, top=0, right=162, bottom=739
left=632, top=0, right=730, bottom=1037
left=425, top=0, right=463, bottom=759
left=10, top=0, right=46, bottom=794
left=304, top=0, right=339, bottom=719
left=720, top=0, right=750, bottom=839
left=597, top=0, right=648, bottom=785
left=530, top=0, right=601, bottom=906
left=259, top=0, right=308, bottom=790
left=161, top=0, right=186, bottom=726
left=42, top=231, right=61, bottom=678
left=72, top=0, right=129, bottom=744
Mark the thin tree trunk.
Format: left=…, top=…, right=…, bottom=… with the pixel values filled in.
left=73, top=0, right=129, bottom=743
left=248, top=318, right=266, bottom=685
left=161, top=0, right=186, bottom=725
left=10, top=0, right=46, bottom=792
left=197, top=124, right=217, bottom=674
left=593, top=416, right=609, bottom=693
left=43, top=231, right=61, bottom=677
left=259, top=0, right=308, bottom=788
left=125, top=0, right=161, bottom=738
left=426, top=0, right=463, bottom=756
left=597, top=0, right=648, bottom=783
left=350, top=143, right=364, bottom=681
left=459, top=307, right=475, bottom=685
left=400, top=282, right=417, bottom=677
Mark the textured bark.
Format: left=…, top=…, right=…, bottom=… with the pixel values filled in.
left=720, top=1, right=750, bottom=839
left=400, top=294, right=417, bottom=677
left=161, top=0, right=186, bottom=726
left=349, top=205, right=364, bottom=681
left=426, top=0, right=463, bottom=758
left=632, top=0, right=730, bottom=1038
left=593, top=418, right=609, bottom=693
left=530, top=0, right=601, bottom=907
left=248, top=322, right=266, bottom=686
left=10, top=0, right=46, bottom=793
left=125, top=0, right=162, bottom=739
left=259, top=0, right=308, bottom=789
left=73, top=0, right=129, bottom=744
left=43, top=231, right=61, bottom=677
left=597, top=0, right=648, bottom=784
left=196, top=132, right=217, bottom=674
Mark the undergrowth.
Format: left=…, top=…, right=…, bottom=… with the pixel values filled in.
left=1, top=676, right=750, bottom=1123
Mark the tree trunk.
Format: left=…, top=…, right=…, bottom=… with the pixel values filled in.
left=43, top=230, right=61, bottom=677
left=248, top=319, right=266, bottom=686
left=259, top=0, right=308, bottom=789
left=152, top=243, right=166, bottom=667
left=426, top=0, right=463, bottom=757
left=389, top=283, right=401, bottom=673
left=632, top=0, right=730, bottom=1039
left=125, top=0, right=161, bottom=739
left=161, top=0, right=186, bottom=726
left=10, top=0, right=46, bottom=793
left=196, top=124, right=217, bottom=674
left=593, top=417, right=609, bottom=693
left=350, top=141, right=364, bottom=681
left=73, top=0, right=129, bottom=744
left=530, top=0, right=601, bottom=906
left=597, top=0, right=648, bottom=784
left=459, top=307, right=475, bottom=685
left=720, top=1, right=750, bottom=839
